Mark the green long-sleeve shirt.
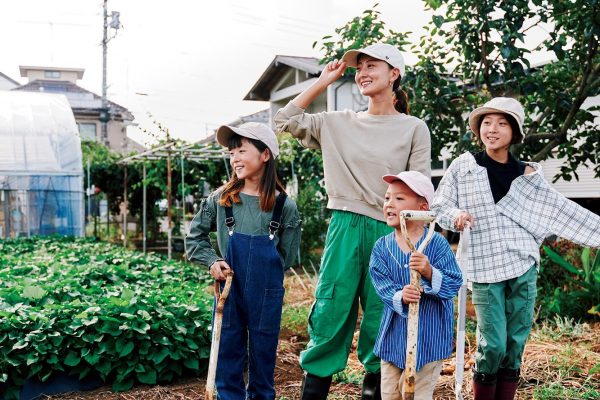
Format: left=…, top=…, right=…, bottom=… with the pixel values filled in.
left=185, top=191, right=301, bottom=269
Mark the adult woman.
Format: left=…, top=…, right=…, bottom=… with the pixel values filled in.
left=274, top=43, right=431, bottom=400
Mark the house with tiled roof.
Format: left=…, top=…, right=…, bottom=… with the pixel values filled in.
left=12, top=66, right=144, bottom=154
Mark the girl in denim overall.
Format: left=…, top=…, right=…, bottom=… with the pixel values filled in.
left=186, top=122, right=301, bottom=400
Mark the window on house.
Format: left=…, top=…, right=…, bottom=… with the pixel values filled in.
left=44, top=71, right=61, bottom=79
left=78, top=123, right=97, bottom=141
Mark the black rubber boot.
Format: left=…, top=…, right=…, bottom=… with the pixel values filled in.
left=473, top=370, right=497, bottom=400
left=495, top=368, right=519, bottom=400
left=300, top=372, right=332, bottom=400
left=361, top=371, right=381, bottom=400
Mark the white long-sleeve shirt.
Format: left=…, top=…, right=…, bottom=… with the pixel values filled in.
left=431, top=152, right=600, bottom=283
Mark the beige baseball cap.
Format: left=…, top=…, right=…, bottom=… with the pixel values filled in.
left=342, top=43, right=405, bottom=78
left=216, top=122, right=279, bottom=158
left=468, top=97, right=525, bottom=140
left=382, top=171, right=434, bottom=205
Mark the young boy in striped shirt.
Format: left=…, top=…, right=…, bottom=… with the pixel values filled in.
left=369, top=171, right=462, bottom=400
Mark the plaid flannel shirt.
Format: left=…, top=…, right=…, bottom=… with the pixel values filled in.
left=431, top=152, right=600, bottom=283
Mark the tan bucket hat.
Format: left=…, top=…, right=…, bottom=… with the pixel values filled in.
left=468, top=97, right=525, bottom=139
left=216, top=122, right=279, bottom=158
left=342, top=43, right=405, bottom=78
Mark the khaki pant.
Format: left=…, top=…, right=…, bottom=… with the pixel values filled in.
left=380, top=359, right=443, bottom=400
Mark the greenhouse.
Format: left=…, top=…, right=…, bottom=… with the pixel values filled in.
left=0, top=91, right=84, bottom=238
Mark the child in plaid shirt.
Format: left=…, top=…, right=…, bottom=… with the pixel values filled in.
left=431, top=97, right=600, bottom=400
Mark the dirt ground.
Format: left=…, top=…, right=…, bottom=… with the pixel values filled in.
left=46, top=271, right=600, bottom=400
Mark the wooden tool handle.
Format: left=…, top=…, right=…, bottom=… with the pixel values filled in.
left=205, top=271, right=233, bottom=400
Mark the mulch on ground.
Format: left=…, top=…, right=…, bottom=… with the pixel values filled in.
left=45, top=272, right=600, bottom=400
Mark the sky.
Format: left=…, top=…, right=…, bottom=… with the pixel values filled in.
left=0, top=0, right=436, bottom=146
left=0, top=0, right=551, bottom=147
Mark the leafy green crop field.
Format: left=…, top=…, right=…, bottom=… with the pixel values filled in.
left=0, top=237, right=212, bottom=399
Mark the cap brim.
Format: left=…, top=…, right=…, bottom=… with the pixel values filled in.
left=382, top=174, right=401, bottom=184
left=468, top=107, right=524, bottom=137
left=341, top=49, right=364, bottom=67
left=382, top=174, right=430, bottom=202
left=215, top=125, right=236, bottom=148
left=341, top=48, right=404, bottom=78
left=342, top=48, right=390, bottom=67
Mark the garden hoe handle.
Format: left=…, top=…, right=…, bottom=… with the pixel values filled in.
left=454, top=223, right=470, bottom=400
left=400, top=210, right=436, bottom=400
left=205, top=271, right=233, bottom=400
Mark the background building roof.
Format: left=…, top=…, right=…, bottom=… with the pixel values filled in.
left=13, top=80, right=133, bottom=120
left=244, top=55, right=323, bottom=101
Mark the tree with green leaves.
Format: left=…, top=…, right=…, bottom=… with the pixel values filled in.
left=314, top=1, right=600, bottom=181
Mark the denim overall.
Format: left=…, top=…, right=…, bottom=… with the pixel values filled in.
left=215, top=193, right=287, bottom=400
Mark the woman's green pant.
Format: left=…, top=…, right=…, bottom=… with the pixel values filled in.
left=299, top=210, right=392, bottom=377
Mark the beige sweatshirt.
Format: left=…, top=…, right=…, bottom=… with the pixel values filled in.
left=274, top=102, right=431, bottom=221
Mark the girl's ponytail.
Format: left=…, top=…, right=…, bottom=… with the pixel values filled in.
left=392, top=78, right=410, bottom=114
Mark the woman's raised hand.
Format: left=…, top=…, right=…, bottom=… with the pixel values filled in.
left=291, top=59, right=348, bottom=109
left=317, top=59, right=348, bottom=87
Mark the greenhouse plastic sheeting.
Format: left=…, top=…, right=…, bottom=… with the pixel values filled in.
left=0, top=91, right=84, bottom=238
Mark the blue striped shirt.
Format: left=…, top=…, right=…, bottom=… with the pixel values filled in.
left=369, top=230, right=462, bottom=371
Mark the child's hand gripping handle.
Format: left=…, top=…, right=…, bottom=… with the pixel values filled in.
left=206, top=271, right=233, bottom=400
left=214, top=272, right=233, bottom=313
left=400, top=210, right=437, bottom=400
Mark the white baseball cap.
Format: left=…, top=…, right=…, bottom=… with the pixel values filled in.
left=216, top=122, right=279, bottom=158
left=382, top=171, right=434, bottom=205
left=342, top=43, right=406, bottom=78
left=468, top=97, right=525, bottom=141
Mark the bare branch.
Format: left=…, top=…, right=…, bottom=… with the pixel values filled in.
left=532, top=33, right=598, bottom=161
left=532, top=137, right=564, bottom=162
left=520, top=16, right=543, bottom=35
left=526, top=107, right=553, bottom=138
left=525, top=132, right=558, bottom=142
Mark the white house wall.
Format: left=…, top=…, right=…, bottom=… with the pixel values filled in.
left=538, top=94, right=600, bottom=198
left=328, top=80, right=368, bottom=112
left=539, top=158, right=599, bottom=198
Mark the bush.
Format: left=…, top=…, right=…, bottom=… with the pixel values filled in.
left=537, top=240, right=600, bottom=321
left=0, top=236, right=213, bottom=399
left=295, top=183, right=330, bottom=266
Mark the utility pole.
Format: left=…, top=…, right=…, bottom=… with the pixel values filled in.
left=101, top=1, right=121, bottom=146
left=101, top=0, right=109, bottom=146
